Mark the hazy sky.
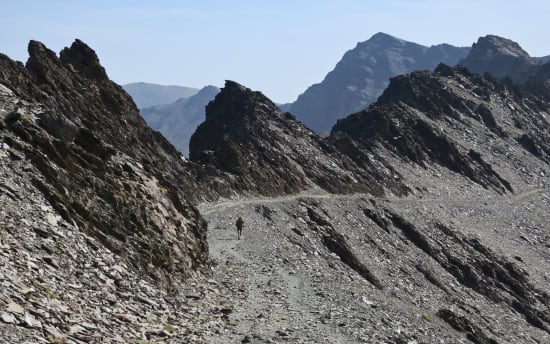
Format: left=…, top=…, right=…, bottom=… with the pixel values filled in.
left=1, top=0, right=548, bottom=103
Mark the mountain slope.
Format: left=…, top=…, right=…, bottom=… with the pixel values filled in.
left=331, top=64, right=549, bottom=196
left=289, top=32, right=470, bottom=133
left=122, top=82, right=199, bottom=108
left=141, top=85, right=219, bottom=156
left=189, top=80, right=409, bottom=197
left=0, top=40, right=208, bottom=283
left=197, top=66, right=550, bottom=344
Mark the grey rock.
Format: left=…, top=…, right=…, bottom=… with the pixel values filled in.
left=1, top=312, right=17, bottom=324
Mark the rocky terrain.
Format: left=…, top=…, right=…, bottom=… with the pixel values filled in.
left=0, top=36, right=549, bottom=344
left=194, top=62, right=550, bottom=343
left=0, top=134, right=230, bottom=343
left=141, top=85, right=219, bottom=156
left=0, top=40, right=234, bottom=342
left=122, top=82, right=199, bottom=109
left=189, top=80, right=408, bottom=197
left=201, top=187, right=549, bottom=343
left=288, top=32, right=470, bottom=134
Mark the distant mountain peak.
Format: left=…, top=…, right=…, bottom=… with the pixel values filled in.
left=472, top=35, right=532, bottom=60
left=461, top=34, right=535, bottom=83
left=289, top=34, right=470, bottom=133
left=370, top=32, right=402, bottom=41
left=139, top=84, right=219, bottom=156
left=123, top=82, right=199, bottom=109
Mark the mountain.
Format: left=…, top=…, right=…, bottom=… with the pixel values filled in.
left=2, top=37, right=550, bottom=343
left=325, top=65, right=548, bottom=342
left=122, top=82, right=199, bottom=108
left=288, top=32, right=470, bottom=133
left=460, top=35, right=538, bottom=84
left=141, top=85, right=219, bottom=156
left=197, top=67, right=549, bottom=342
left=332, top=63, right=549, bottom=190
left=189, top=80, right=408, bottom=196
left=534, top=55, right=550, bottom=63
left=0, top=40, right=210, bottom=281
left=0, top=40, right=227, bottom=341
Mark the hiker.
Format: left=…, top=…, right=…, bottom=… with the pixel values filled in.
left=236, top=216, right=244, bottom=240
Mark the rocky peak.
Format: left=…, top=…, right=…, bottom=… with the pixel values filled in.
left=59, top=39, right=108, bottom=80
left=356, top=32, right=407, bottom=50
left=461, top=35, right=535, bottom=83
left=190, top=80, right=397, bottom=196
left=473, top=35, right=532, bottom=60
left=27, top=40, right=59, bottom=65
left=203, top=80, right=278, bottom=124
left=25, top=40, right=65, bottom=90
left=288, top=33, right=470, bottom=133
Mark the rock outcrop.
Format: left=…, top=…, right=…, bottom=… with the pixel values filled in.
left=461, top=34, right=550, bottom=89
left=189, top=80, right=408, bottom=196
left=289, top=32, right=470, bottom=133
left=460, top=35, right=536, bottom=84
left=0, top=40, right=208, bottom=284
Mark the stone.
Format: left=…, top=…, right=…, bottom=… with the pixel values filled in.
left=45, top=214, right=58, bottom=227
left=7, top=301, right=24, bottom=315
left=1, top=312, right=17, bottom=324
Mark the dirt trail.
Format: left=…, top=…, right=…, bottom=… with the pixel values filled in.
left=201, top=186, right=547, bottom=343
left=199, top=187, right=543, bottom=215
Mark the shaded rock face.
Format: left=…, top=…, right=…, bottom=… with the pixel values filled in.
left=289, top=32, right=470, bottom=133
left=461, top=35, right=548, bottom=85
left=331, top=64, right=550, bottom=194
left=189, top=81, right=407, bottom=196
left=0, top=40, right=208, bottom=284
left=141, top=85, right=219, bottom=156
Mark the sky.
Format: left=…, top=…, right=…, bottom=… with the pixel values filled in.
left=1, top=1, right=548, bottom=103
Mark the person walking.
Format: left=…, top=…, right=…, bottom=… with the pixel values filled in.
left=236, top=216, right=244, bottom=240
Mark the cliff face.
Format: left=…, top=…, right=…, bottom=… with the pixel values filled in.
left=0, top=40, right=208, bottom=284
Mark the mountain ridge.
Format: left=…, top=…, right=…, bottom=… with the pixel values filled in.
left=141, top=85, right=219, bottom=156
left=123, top=82, right=199, bottom=108
left=288, top=32, right=471, bottom=133
left=1, top=36, right=549, bottom=343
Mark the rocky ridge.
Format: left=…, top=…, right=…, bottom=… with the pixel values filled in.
left=331, top=64, right=549, bottom=196
left=289, top=32, right=470, bottom=133
left=0, top=40, right=209, bottom=285
left=189, top=80, right=408, bottom=197
left=461, top=35, right=550, bottom=85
